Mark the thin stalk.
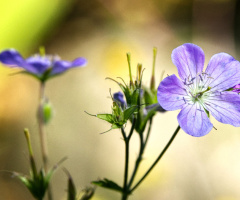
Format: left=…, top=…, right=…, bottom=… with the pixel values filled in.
left=38, top=82, right=49, bottom=171
left=121, top=117, right=136, bottom=200
left=38, top=82, right=52, bottom=200
left=143, top=118, right=153, bottom=149
left=127, top=119, right=153, bottom=189
left=121, top=127, right=129, bottom=199
left=130, top=125, right=181, bottom=193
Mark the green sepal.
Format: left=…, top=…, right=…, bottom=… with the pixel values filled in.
left=92, top=178, right=123, bottom=193
left=138, top=107, right=157, bottom=133
left=96, top=114, right=115, bottom=124
left=14, top=158, right=65, bottom=200
left=143, top=87, right=157, bottom=105
left=123, top=105, right=138, bottom=120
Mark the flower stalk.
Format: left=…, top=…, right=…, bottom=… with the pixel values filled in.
left=38, top=82, right=52, bottom=200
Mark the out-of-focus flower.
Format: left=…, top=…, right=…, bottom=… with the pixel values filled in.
left=157, top=43, right=240, bottom=137
left=0, top=49, right=87, bottom=82
left=113, top=92, right=126, bottom=109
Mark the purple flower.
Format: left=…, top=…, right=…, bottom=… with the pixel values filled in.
left=113, top=92, right=126, bottom=109
left=0, top=49, right=87, bottom=81
left=157, top=43, right=240, bottom=137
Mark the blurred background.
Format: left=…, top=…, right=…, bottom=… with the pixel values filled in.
left=1, top=0, right=240, bottom=199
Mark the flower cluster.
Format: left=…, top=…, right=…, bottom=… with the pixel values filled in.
left=89, top=52, right=165, bottom=134
left=157, top=43, right=240, bottom=137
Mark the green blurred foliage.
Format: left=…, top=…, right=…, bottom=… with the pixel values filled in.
left=0, top=0, right=73, bottom=54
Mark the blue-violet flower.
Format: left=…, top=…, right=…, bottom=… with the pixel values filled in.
left=113, top=92, right=126, bottom=109
left=0, top=49, right=87, bottom=81
left=157, top=43, right=240, bottom=137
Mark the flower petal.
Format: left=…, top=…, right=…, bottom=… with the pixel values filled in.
left=71, top=57, right=87, bottom=67
left=205, top=53, right=240, bottom=91
left=204, top=91, right=240, bottom=126
left=51, top=58, right=87, bottom=75
left=51, top=61, right=71, bottom=75
left=157, top=74, right=188, bottom=111
left=177, top=103, right=213, bottom=137
left=26, top=56, right=51, bottom=74
left=172, top=43, right=205, bottom=81
left=0, top=49, right=26, bottom=67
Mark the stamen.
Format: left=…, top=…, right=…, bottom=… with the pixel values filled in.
left=183, top=97, right=186, bottom=103
left=207, top=76, right=214, bottom=79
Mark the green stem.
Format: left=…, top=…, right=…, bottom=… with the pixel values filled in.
left=143, top=118, right=153, bottom=149
left=121, top=117, right=136, bottom=200
left=130, top=125, right=181, bottom=193
left=24, top=129, right=38, bottom=178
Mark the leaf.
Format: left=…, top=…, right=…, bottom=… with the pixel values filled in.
left=92, top=178, right=123, bottom=193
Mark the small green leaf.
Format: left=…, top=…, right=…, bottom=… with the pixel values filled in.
left=92, top=178, right=123, bottom=193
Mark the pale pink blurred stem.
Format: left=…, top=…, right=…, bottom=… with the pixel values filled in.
left=38, top=82, right=53, bottom=200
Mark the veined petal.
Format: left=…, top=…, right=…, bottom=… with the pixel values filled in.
left=204, top=91, right=240, bottom=126
left=0, top=49, right=26, bottom=67
left=157, top=74, right=188, bottom=111
left=205, top=53, right=235, bottom=75
left=172, top=43, right=205, bottom=81
left=205, top=53, right=240, bottom=91
left=177, top=103, right=213, bottom=137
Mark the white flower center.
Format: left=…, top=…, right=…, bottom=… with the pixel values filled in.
left=183, top=72, right=213, bottom=105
